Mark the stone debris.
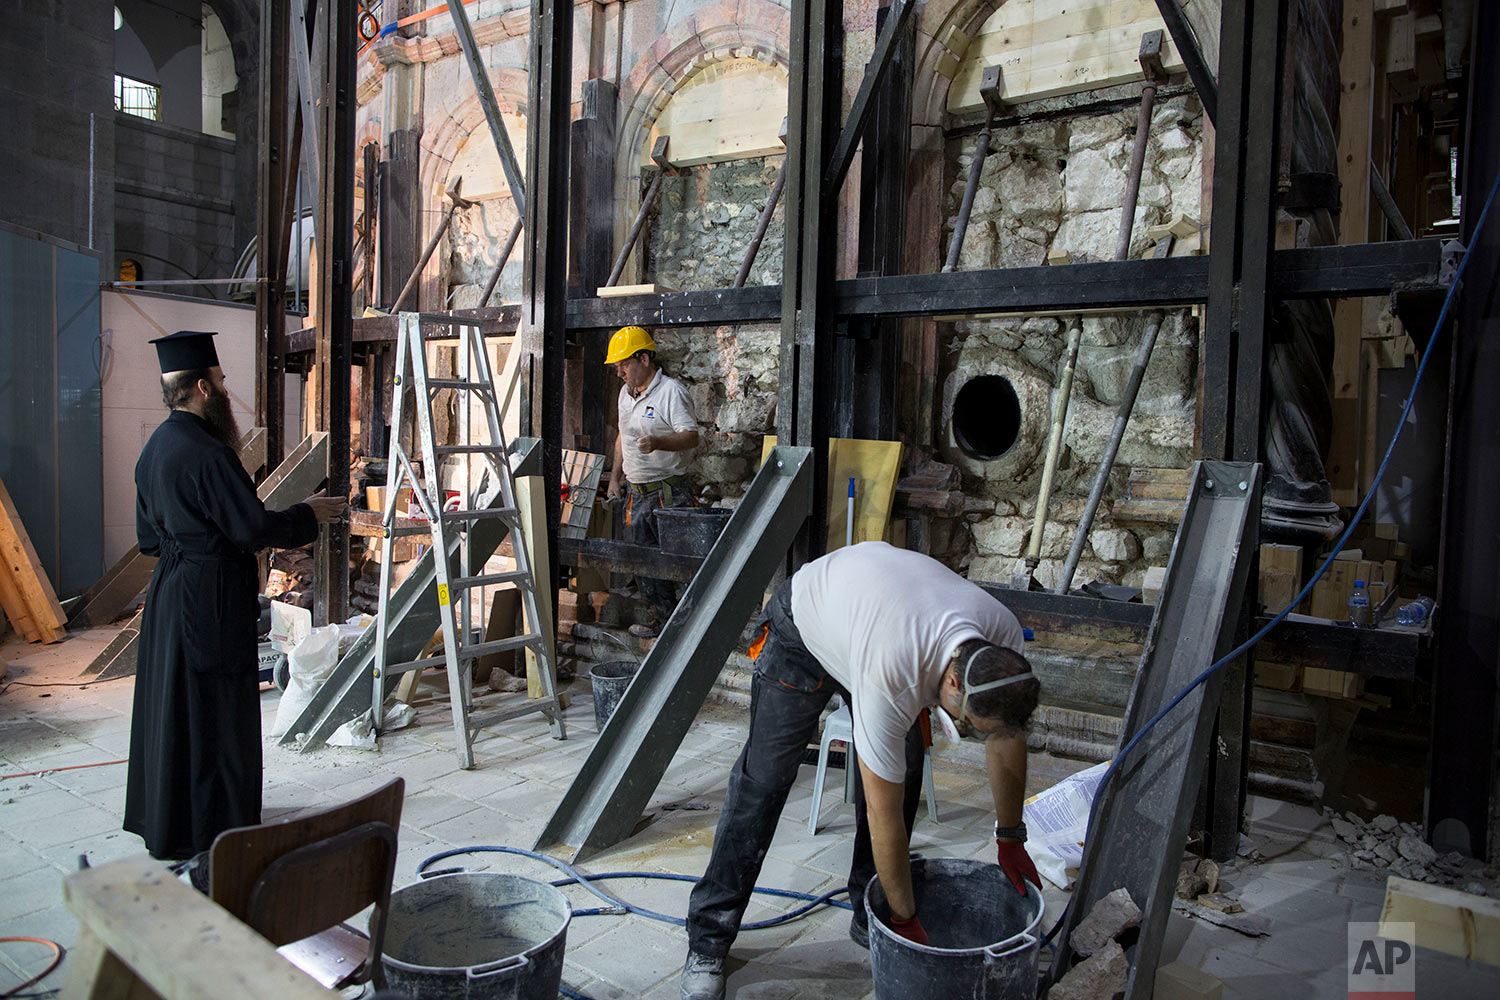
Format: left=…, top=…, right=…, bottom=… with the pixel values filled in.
left=1372, top=840, right=1398, bottom=866
left=1071, top=887, right=1142, bottom=958
left=1330, top=815, right=1360, bottom=842
left=1196, top=892, right=1243, bottom=914
left=1372, top=814, right=1400, bottom=833
left=1051, top=938, right=1129, bottom=1000
left=1175, top=858, right=1220, bottom=900
left=1398, top=835, right=1439, bottom=867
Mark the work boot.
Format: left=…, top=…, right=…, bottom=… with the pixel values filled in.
left=679, top=951, right=726, bottom=1000
left=849, top=904, right=869, bottom=949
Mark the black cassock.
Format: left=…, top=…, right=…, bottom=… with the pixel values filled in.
left=123, top=410, right=318, bottom=859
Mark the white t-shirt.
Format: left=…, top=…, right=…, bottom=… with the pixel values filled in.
left=790, top=541, right=1026, bottom=783
left=618, top=370, right=699, bottom=484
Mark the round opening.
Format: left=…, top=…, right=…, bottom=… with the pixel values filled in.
left=952, top=374, right=1022, bottom=460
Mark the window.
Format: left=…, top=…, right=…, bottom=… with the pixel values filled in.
left=115, top=74, right=161, bottom=121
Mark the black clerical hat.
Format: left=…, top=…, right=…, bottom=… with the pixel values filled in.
left=150, top=330, right=220, bottom=373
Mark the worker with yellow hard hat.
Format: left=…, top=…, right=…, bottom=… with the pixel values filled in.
left=605, top=326, right=701, bottom=638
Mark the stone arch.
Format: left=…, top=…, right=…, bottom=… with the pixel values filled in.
left=413, top=73, right=529, bottom=308
left=613, top=0, right=792, bottom=267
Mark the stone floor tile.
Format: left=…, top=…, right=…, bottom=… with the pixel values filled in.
left=0, top=867, right=72, bottom=922
left=567, top=916, right=692, bottom=995
left=7, top=802, right=123, bottom=851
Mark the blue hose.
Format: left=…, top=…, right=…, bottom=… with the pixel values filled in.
left=1042, top=166, right=1500, bottom=948
left=418, top=844, right=852, bottom=1000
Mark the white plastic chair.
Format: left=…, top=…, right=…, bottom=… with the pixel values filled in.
left=809, top=701, right=938, bottom=834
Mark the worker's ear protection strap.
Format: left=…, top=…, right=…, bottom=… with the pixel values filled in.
left=962, top=645, right=1034, bottom=696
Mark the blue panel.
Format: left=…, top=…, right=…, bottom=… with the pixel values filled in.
left=56, top=245, right=103, bottom=595
left=0, top=229, right=60, bottom=588
left=0, top=229, right=103, bottom=598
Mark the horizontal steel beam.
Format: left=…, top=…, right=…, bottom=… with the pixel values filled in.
left=283, top=240, right=1455, bottom=351
left=557, top=536, right=704, bottom=583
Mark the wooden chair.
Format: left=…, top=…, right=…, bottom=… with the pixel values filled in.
left=210, top=777, right=404, bottom=990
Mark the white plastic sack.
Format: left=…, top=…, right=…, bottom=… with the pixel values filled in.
left=329, top=713, right=378, bottom=750
left=1022, top=759, right=1110, bottom=890
left=382, top=701, right=416, bottom=731
left=268, top=624, right=342, bottom=739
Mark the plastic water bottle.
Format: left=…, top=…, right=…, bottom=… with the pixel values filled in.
left=1396, top=596, right=1435, bottom=626
left=1348, top=580, right=1372, bottom=627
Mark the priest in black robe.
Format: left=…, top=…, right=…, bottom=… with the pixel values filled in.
left=124, top=330, right=346, bottom=860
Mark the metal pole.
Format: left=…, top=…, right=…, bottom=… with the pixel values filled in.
left=606, top=136, right=672, bottom=288
left=391, top=178, right=471, bottom=313
left=943, top=66, right=1002, bottom=273
left=735, top=163, right=787, bottom=287
left=1022, top=322, right=1081, bottom=577
left=479, top=217, right=524, bottom=305
left=1040, top=34, right=1166, bottom=591
left=1055, top=310, right=1166, bottom=594
left=446, top=0, right=526, bottom=216
left=1114, top=86, right=1158, bottom=261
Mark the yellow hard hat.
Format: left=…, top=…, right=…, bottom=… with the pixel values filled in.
left=605, top=325, right=656, bottom=364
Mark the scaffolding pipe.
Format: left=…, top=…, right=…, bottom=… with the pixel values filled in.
left=479, top=217, right=525, bottom=306
left=1055, top=310, right=1166, bottom=594
left=943, top=66, right=1002, bottom=273
left=1024, top=323, right=1082, bottom=573
left=606, top=137, right=672, bottom=289
left=734, top=164, right=787, bottom=287
left=391, top=177, right=472, bottom=313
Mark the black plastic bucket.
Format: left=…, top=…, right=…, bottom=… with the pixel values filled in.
left=656, top=506, right=733, bottom=557
left=590, top=659, right=638, bottom=730
left=865, top=857, right=1044, bottom=1000
left=380, top=872, right=571, bottom=1000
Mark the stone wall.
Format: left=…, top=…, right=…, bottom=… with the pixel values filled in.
left=114, top=113, right=239, bottom=289
left=646, top=155, right=786, bottom=291
left=940, top=93, right=1205, bottom=589
left=1, top=0, right=114, bottom=272
left=652, top=323, right=781, bottom=502
left=446, top=200, right=524, bottom=308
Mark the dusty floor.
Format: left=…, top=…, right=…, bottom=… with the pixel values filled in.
left=1, top=626, right=1497, bottom=998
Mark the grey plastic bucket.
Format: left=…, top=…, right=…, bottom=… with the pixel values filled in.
left=590, top=659, right=638, bottom=730
left=865, top=857, right=1044, bottom=1000
left=379, top=872, right=571, bottom=1000
left=656, top=506, right=733, bottom=557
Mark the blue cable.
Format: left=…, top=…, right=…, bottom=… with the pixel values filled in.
left=1042, top=166, right=1500, bottom=948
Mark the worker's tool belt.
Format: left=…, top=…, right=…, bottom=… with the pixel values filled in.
left=635, top=475, right=686, bottom=493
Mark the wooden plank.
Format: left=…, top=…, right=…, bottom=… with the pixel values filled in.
left=0, top=476, right=66, bottom=643
left=642, top=59, right=787, bottom=167
left=0, top=565, right=41, bottom=643
left=1258, top=543, right=1303, bottom=613
left=516, top=475, right=564, bottom=706
left=62, top=856, right=335, bottom=999
left=1380, top=876, right=1500, bottom=966
left=948, top=0, right=1187, bottom=111
left=1328, top=0, right=1377, bottom=506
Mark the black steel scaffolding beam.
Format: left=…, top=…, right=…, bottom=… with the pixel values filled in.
left=1199, top=0, right=1286, bottom=861
left=520, top=0, right=573, bottom=601
left=312, top=0, right=356, bottom=624
left=255, top=0, right=292, bottom=472
left=777, top=0, right=843, bottom=561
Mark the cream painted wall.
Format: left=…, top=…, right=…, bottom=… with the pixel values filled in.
left=100, top=291, right=304, bottom=565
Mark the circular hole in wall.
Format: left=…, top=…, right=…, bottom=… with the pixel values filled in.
left=952, top=374, right=1022, bottom=460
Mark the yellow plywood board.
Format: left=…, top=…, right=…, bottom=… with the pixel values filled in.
left=643, top=58, right=788, bottom=167
left=948, top=0, right=1187, bottom=112
left=760, top=437, right=903, bottom=550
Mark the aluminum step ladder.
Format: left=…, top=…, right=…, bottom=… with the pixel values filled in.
left=372, top=312, right=565, bottom=768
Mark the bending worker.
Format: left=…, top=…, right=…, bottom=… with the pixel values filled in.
left=680, top=541, right=1042, bottom=1000
left=604, top=325, right=701, bottom=638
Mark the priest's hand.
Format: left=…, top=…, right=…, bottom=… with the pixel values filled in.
left=303, top=490, right=349, bottom=525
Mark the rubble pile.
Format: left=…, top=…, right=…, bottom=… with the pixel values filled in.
left=1326, top=808, right=1496, bottom=893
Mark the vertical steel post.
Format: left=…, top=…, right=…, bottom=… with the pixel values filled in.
left=521, top=0, right=574, bottom=606
left=312, top=0, right=356, bottom=624
left=777, top=0, right=844, bottom=564
left=256, top=0, right=292, bottom=472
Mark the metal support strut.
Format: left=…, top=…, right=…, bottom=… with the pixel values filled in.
left=606, top=137, right=673, bottom=288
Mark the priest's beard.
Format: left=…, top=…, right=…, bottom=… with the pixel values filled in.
left=203, top=387, right=242, bottom=450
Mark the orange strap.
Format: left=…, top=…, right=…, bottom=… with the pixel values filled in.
left=747, top=623, right=769, bottom=660
left=918, top=708, right=933, bottom=749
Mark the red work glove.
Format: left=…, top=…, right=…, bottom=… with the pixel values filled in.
left=996, top=839, right=1042, bottom=896
left=889, top=913, right=930, bottom=946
